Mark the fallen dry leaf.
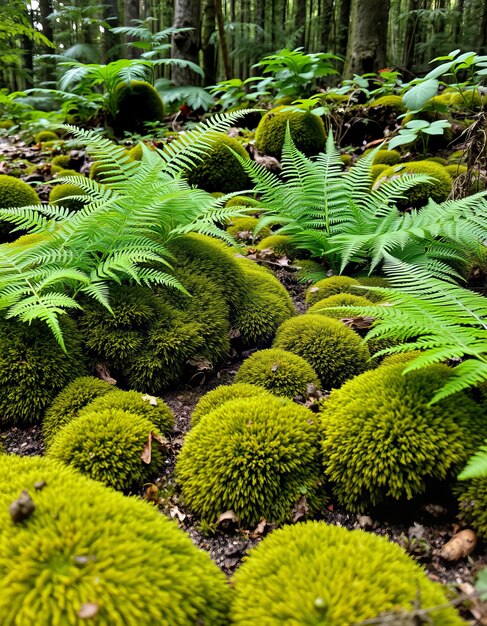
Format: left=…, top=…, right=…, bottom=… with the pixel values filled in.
left=77, top=603, right=99, bottom=619
left=169, top=506, right=187, bottom=523
left=438, top=529, right=477, bottom=560
left=217, top=510, right=239, bottom=530
left=141, top=432, right=169, bottom=464
left=141, top=394, right=158, bottom=406
left=292, top=495, right=309, bottom=523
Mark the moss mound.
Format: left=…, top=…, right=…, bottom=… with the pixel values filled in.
left=445, top=164, right=468, bottom=178
left=305, top=275, right=360, bottom=306
left=370, top=163, right=389, bottom=180
left=225, top=195, right=260, bottom=208
left=176, top=395, right=322, bottom=526
left=320, top=363, right=486, bottom=510
left=226, top=216, right=270, bottom=242
left=367, top=95, right=406, bottom=113
left=273, top=315, right=370, bottom=390
left=35, top=130, right=59, bottom=143
left=128, top=143, right=144, bottom=161
left=114, top=80, right=164, bottom=134
left=50, top=154, right=71, bottom=172
left=48, top=407, right=165, bottom=491
left=339, top=153, right=352, bottom=166
left=457, top=473, right=487, bottom=540
left=185, top=133, right=251, bottom=194
left=49, top=182, right=87, bottom=211
left=362, top=148, right=401, bottom=166
left=294, top=259, right=326, bottom=283
left=0, top=120, right=14, bottom=129
left=356, top=275, right=390, bottom=302
left=307, top=292, right=372, bottom=317
left=379, top=350, right=423, bottom=367
left=0, top=455, right=230, bottom=625
left=256, top=234, right=296, bottom=258
left=191, top=383, right=271, bottom=427
left=255, top=106, right=326, bottom=158
left=232, top=521, right=465, bottom=625
left=81, top=388, right=174, bottom=435
left=0, top=174, right=39, bottom=240
left=428, top=156, right=449, bottom=166
left=43, top=376, right=116, bottom=446
left=0, top=317, right=86, bottom=427
left=380, top=160, right=453, bottom=208
left=235, top=348, right=321, bottom=398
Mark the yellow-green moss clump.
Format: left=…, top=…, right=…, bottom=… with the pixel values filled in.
left=176, top=395, right=322, bottom=526
left=0, top=455, right=231, bottom=625
left=356, top=275, right=390, bottom=302
left=0, top=317, right=86, bottom=427
left=49, top=182, right=87, bottom=211
left=48, top=407, right=166, bottom=491
left=191, top=383, right=271, bottom=427
left=307, top=293, right=372, bottom=317
left=273, top=315, right=370, bottom=390
left=340, top=153, right=352, bottom=166
left=370, top=163, right=389, bottom=180
left=320, top=363, right=486, bottom=511
left=235, top=348, right=320, bottom=398
left=428, top=156, right=448, bottom=166
left=367, top=95, right=407, bottom=113
left=256, top=234, right=296, bottom=258
left=379, top=160, right=453, bottom=208
left=457, top=472, right=487, bottom=540
left=43, top=376, right=116, bottom=446
left=306, top=275, right=360, bottom=306
left=294, top=259, right=325, bottom=283
left=50, top=154, right=71, bottom=172
left=379, top=350, right=422, bottom=367
left=444, top=164, right=468, bottom=178
left=185, top=133, right=251, bottom=193
left=226, top=216, right=270, bottom=242
left=114, top=80, right=164, bottom=134
left=362, top=148, right=401, bottom=166
left=0, top=174, right=39, bottom=240
left=35, top=130, right=59, bottom=143
left=255, top=106, right=326, bottom=158
left=225, top=195, right=260, bottom=208
left=231, top=521, right=465, bottom=626
left=0, top=120, right=14, bottom=129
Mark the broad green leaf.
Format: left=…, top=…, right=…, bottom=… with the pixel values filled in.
left=402, top=79, right=439, bottom=110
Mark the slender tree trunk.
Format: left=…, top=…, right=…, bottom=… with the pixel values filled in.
left=321, top=0, right=335, bottom=51
left=480, top=0, right=487, bottom=53
left=337, top=0, right=351, bottom=60
left=344, top=0, right=389, bottom=77
left=453, top=0, right=464, bottom=44
left=214, top=0, right=231, bottom=80
left=172, top=0, right=201, bottom=85
left=38, top=0, right=55, bottom=84
left=102, top=0, right=120, bottom=63
left=202, top=0, right=216, bottom=85
left=124, top=0, right=140, bottom=59
left=295, top=0, right=306, bottom=48
left=402, top=0, right=419, bottom=70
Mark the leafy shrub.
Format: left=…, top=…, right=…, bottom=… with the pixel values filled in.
left=457, top=476, right=487, bottom=540
left=0, top=174, right=39, bottom=240
left=226, top=216, right=270, bottom=242
left=114, top=80, right=165, bottom=134
left=48, top=407, right=165, bottom=491
left=51, top=154, right=71, bottom=172
left=235, top=348, right=321, bottom=398
left=255, top=106, right=326, bottom=158
left=379, top=160, right=453, bottom=208
left=48, top=183, right=87, bottom=211
left=185, top=133, right=251, bottom=193
left=0, top=317, right=86, bottom=427
left=176, top=395, right=322, bottom=526
left=191, top=383, right=271, bottom=427
left=273, top=315, right=370, bottom=389
left=306, top=275, right=360, bottom=306
left=0, top=455, right=231, bottom=625
left=320, top=363, right=486, bottom=510
left=232, top=521, right=465, bottom=626
left=43, top=376, right=116, bottom=446
left=82, top=387, right=174, bottom=435
left=35, top=130, right=59, bottom=143
left=307, top=293, right=372, bottom=317
left=256, top=234, right=296, bottom=258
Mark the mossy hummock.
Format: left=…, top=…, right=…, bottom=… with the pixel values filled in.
left=49, top=182, right=87, bottom=211
left=0, top=455, right=231, bottom=625
left=114, top=80, right=165, bottom=134
left=305, top=275, right=360, bottom=306
left=191, top=383, right=272, bottom=427
left=457, top=473, right=487, bottom=541
left=35, top=130, right=59, bottom=143
left=379, top=160, right=453, bottom=208
left=232, top=521, right=465, bottom=626
left=306, top=293, right=372, bottom=317
left=0, top=174, right=40, bottom=241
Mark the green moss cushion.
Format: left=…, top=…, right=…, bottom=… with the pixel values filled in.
left=235, top=348, right=320, bottom=398
left=256, top=234, right=296, bottom=258
left=114, top=80, right=164, bottom=134
left=305, top=275, right=360, bottom=306
left=49, top=182, right=87, bottom=211
left=379, top=160, right=453, bottom=208
left=176, top=395, right=322, bottom=526
left=255, top=106, right=326, bottom=158
left=185, top=133, right=251, bottom=194
left=306, top=293, right=372, bottom=317
left=273, top=315, right=370, bottom=390
left=457, top=474, right=487, bottom=540
left=0, top=455, right=230, bottom=625
left=320, top=363, right=486, bottom=510
left=367, top=95, right=407, bottom=113
left=0, top=174, right=40, bottom=240
left=226, top=216, right=270, bottom=242
left=231, top=522, right=465, bottom=625
left=35, top=130, right=59, bottom=143
left=191, top=383, right=271, bottom=427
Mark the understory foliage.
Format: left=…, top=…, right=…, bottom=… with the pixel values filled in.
left=321, top=362, right=486, bottom=512
left=231, top=522, right=465, bottom=625
left=0, top=112, right=250, bottom=348
left=176, top=395, right=322, bottom=527
left=236, top=127, right=487, bottom=278
left=0, top=455, right=230, bottom=625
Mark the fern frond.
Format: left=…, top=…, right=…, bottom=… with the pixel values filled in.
left=459, top=443, right=487, bottom=480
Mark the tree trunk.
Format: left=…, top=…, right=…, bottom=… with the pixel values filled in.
left=124, top=0, right=140, bottom=59
left=202, top=0, right=216, bottom=85
left=453, top=0, right=464, bottom=44
left=102, top=0, right=120, bottom=63
left=337, top=0, right=351, bottom=60
left=480, top=0, right=487, bottom=53
left=214, top=0, right=231, bottom=80
left=402, top=0, right=419, bottom=70
left=38, top=0, right=55, bottom=84
left=295, top=0, right=306, bottom=48
left=320, top=0, right=335, bottom=51
left=343, top=0, right=389, bottom=78
left=171, top=0, right=201, bottom=85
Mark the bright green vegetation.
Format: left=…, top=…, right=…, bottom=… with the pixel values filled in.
left=191, top=383, right=271, bottom=427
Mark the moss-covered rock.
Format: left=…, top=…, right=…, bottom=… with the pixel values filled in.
left=191, top=383, right=271, bottom=427
left=185, top=133, right=251, bottom=194
left=225, top=195, right=260, bottom=208
left=255, top=106, right=326, bottom=158
left=232, top=521, right=465, bottom=626
left=379, top=350, right=423, bottom=367
left=226, top=216, right=270, bottom=242
left=256, top=234, right=296, bottom=258
left=50, top=154, right=71, bottom=172
left=379, top=160, right=453, bottom=208
left=43, top=376, right=116, bottom=446
left=176, top=395, right=322, bottom=526
left=0, top=455, right=231, bottom=625
left=0, top=174, right=39, bottom=241
left=306, top=292, right=372, bottom=317
left=370, top=163, right=389, bottom=181
left=362, top=148, right=401, bottom=166
left=356, top=275, right=390, bottom=302
left=444, top=164, right=468, bottom=178
left=428, top=156, right=449, bottom=166
left=294, top=259, right=326, bottom=283
left=305, top=275, right=360, bottom=306
left=35, top=130, right=59, bottom=143
left=49, top=182, right=87, bottom=211
left=339, top=153, right=352, bottom=166
left=273, top=315, right=370, bottom=390
left=320, top=363, right=486, bottom=510
left=235, top=348, right=321, bottom=398
left=114, top=80, right=165, bottom=134
left=367, top=95, right=406, bottom=113
left=0, top=119, right=14, bottom=129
